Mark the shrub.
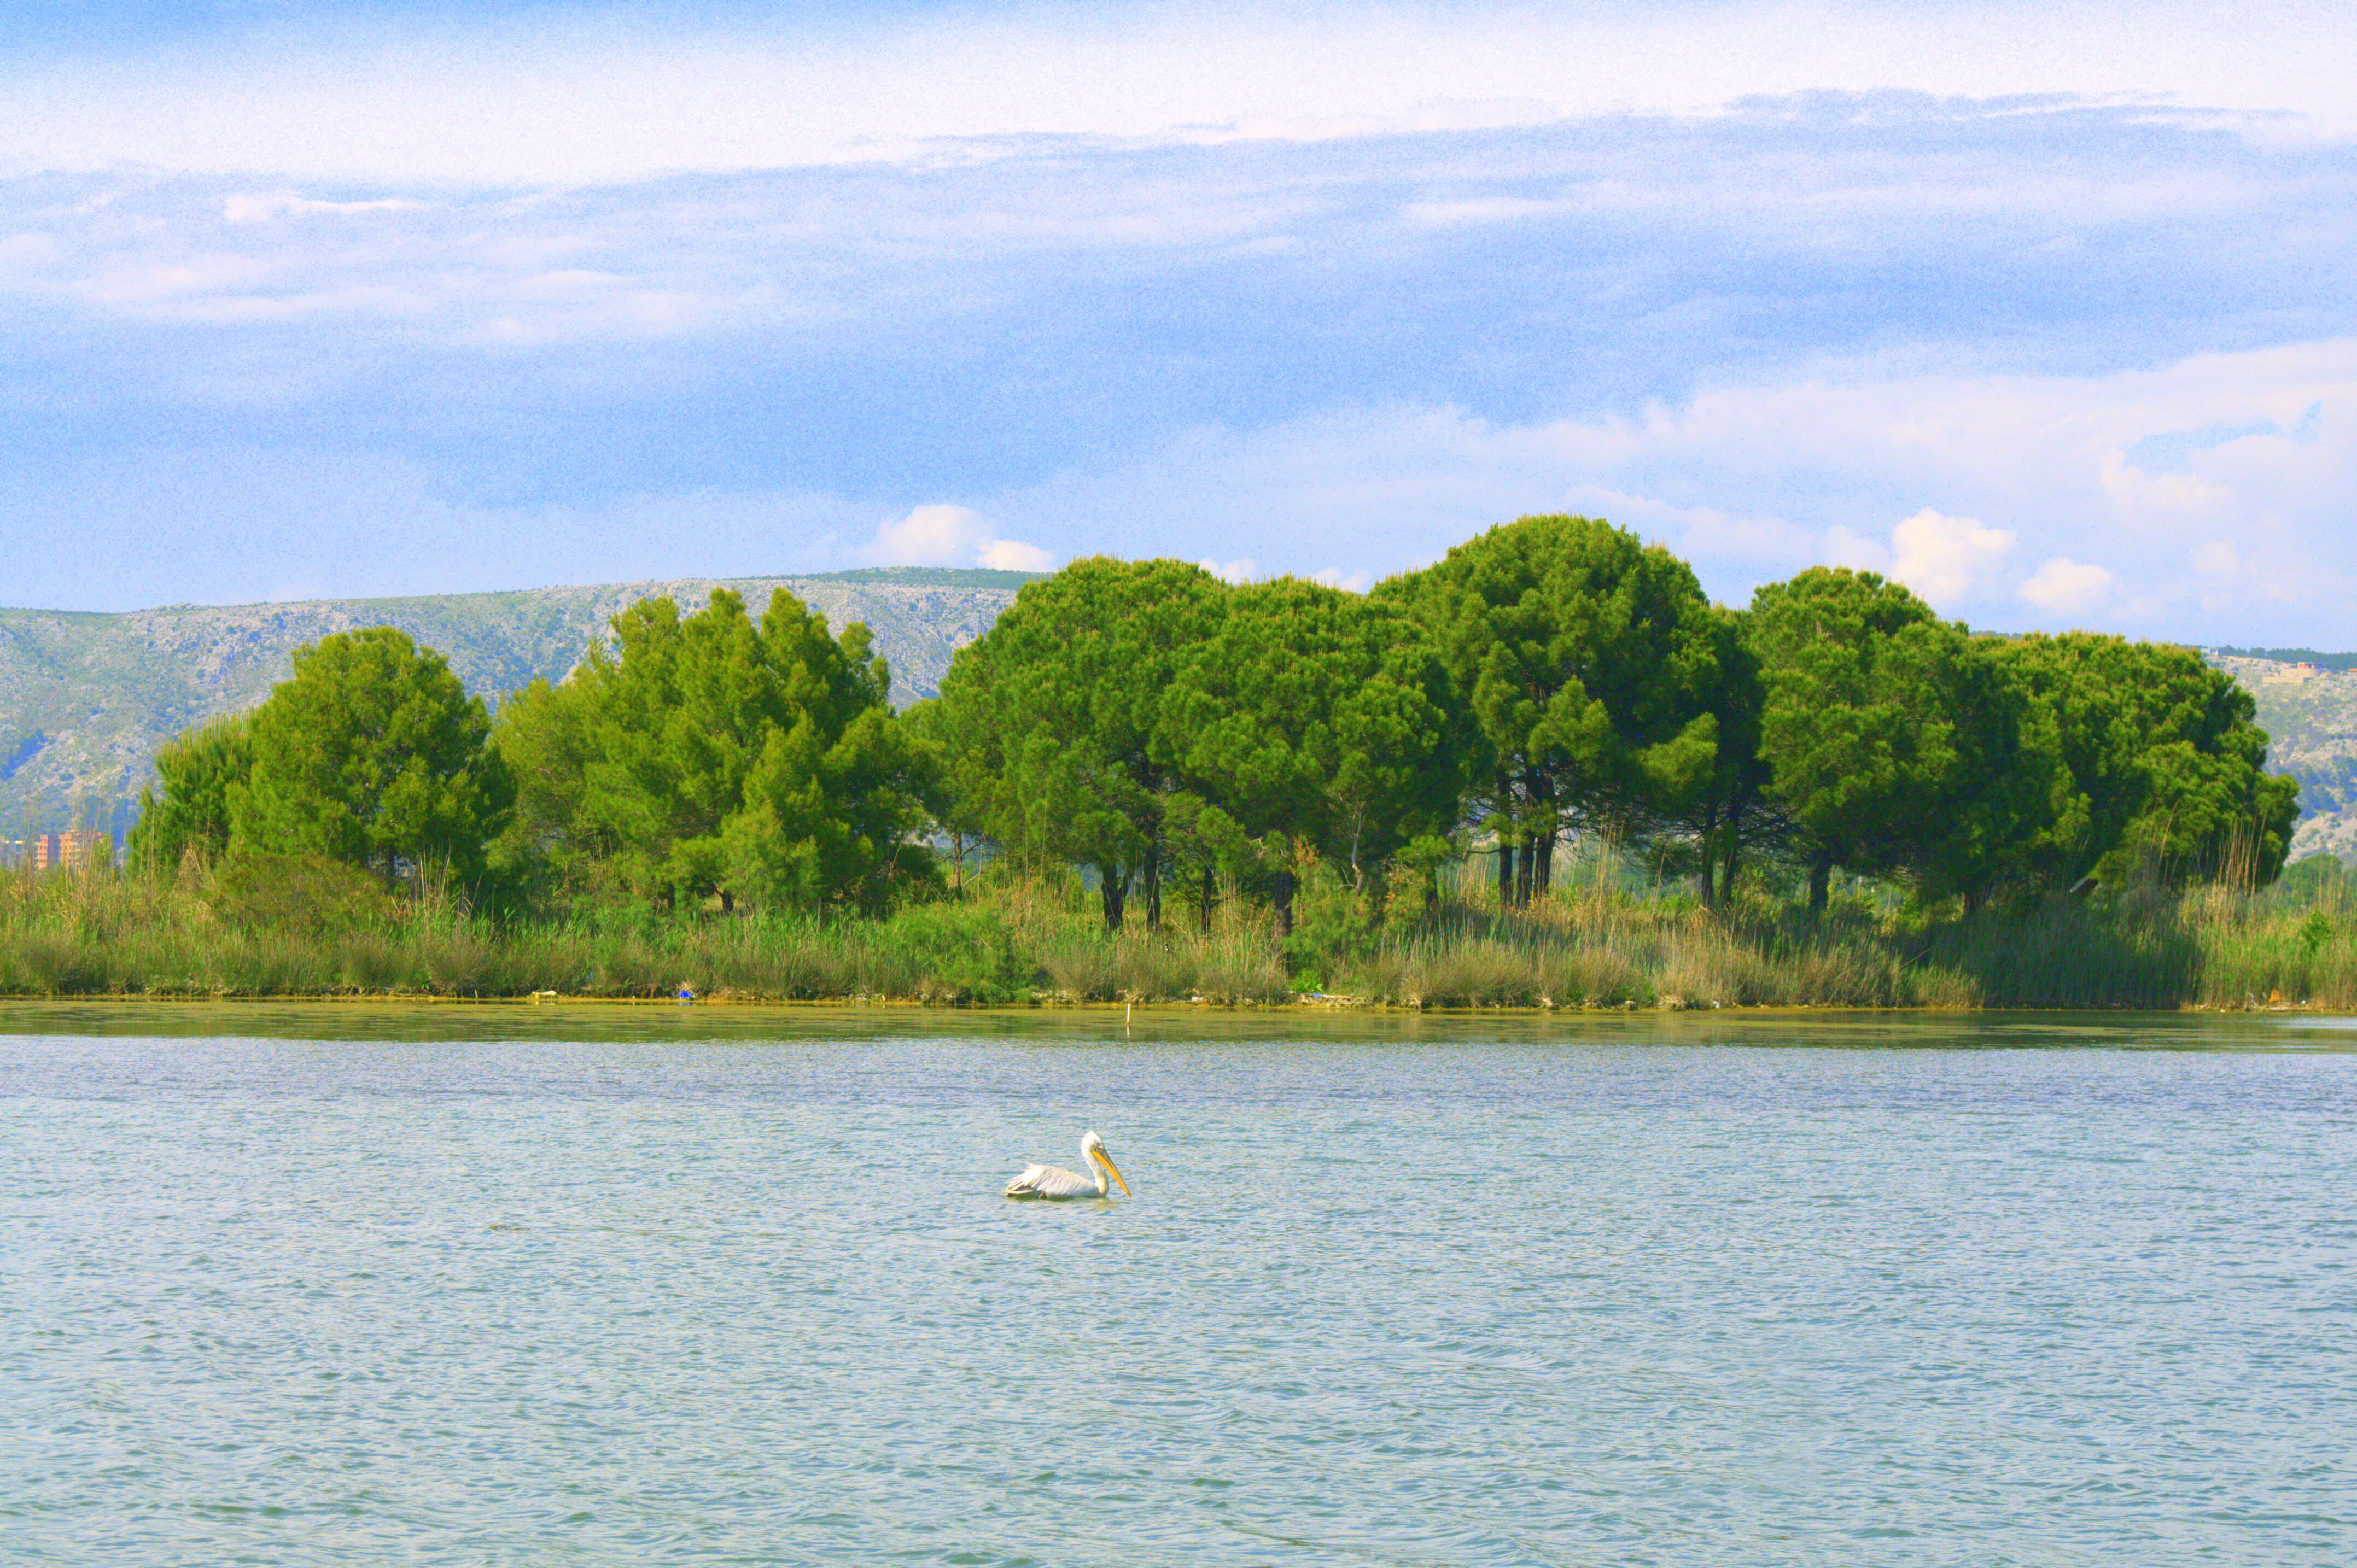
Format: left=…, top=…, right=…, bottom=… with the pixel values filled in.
left=868, top=905, right=1039, bottom=1002
left=206, top=853, right=401, bottom=937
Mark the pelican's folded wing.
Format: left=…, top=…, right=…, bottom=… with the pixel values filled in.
left=1004, top=1162, right=1094, bottom=1198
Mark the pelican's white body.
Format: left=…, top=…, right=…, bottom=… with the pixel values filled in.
left=1005, top=1130, right=1130, bottom=1200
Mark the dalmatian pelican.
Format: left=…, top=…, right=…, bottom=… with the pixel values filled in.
left=1004, top=1130, right=1133, bottom=1201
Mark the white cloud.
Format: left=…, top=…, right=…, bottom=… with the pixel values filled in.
left=872, top=504, right=1053, bottom=572
left=873, top=503, right=987, bottom=566
left=2, top=91, right=2340, bottom=368
left=1199, top=558, right=1257, bottom=583
left=1887, top=509, right=2016, bottom=607
left=978, top=538, right=1055, bottom=572
left=2019, top=556, right=2115, bottom=615
left=223, top=192, right=425, bottom=224
left=0, top=3, right=2352, bottom=184
left=1399, top=197, right=1568, bottom=229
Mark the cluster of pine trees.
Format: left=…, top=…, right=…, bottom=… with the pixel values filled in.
left=130, top=590, right=934, bottom=915
left=127, top=627, right=510, bottom=888
left=130, top=514, right=2299, bottom=925
left=921, top=514, right=2297, bottom=929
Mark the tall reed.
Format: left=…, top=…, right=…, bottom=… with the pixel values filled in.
left=1, top=850, right=2350, bottom=1009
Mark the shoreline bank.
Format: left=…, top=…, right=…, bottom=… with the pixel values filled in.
left=0, top=990, right=2344, bottom=1014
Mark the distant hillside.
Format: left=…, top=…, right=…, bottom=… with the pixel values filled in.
left=2212, top=646, right=2357, bottom=674
left=2207, top=652, right=2357, bottom=863
left=0, top=569, right=1037, bottom=840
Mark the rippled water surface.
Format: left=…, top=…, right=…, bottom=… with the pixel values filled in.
left=3, top=1006, right=2354, bottom=1565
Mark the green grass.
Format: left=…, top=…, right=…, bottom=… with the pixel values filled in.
left=2, top=854, right=2352, bottom=1009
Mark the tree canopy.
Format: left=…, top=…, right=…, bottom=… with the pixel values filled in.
left=1745, top=567, right=2067, bottom=911
left=1158, top=576, right=1463, bottom=927
left=935, top=557, right=1228, bottom=929
left=494, top=588, right=935, bottom=914
left=1995, top=633, right=2300, bottom=888
left=126, top=713, right=253, bottom=875
left=234, top=627, right=512, bottom=886
left=1376, top=514, right=1721, bottom=905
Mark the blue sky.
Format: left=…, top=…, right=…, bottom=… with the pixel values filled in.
left=2, top=1, right=2352, bottom=642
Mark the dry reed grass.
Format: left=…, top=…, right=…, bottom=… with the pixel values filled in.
left=2, top=849, right=2352, bottom=1010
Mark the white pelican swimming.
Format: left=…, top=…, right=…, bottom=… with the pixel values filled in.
left=1004, top=1130, right=1133, bottom=1201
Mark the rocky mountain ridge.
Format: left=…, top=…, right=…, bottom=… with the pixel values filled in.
left=0, top=569, right=1034, bottom=840
left=2206, top=653, right=2357, bottom=864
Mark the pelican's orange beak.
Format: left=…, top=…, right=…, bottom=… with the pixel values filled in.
left=1095, top=1148, right=1133, bottom=1198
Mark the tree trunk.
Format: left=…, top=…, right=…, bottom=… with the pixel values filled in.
left=1808, top=851, right=1832, bottom=914
left=1720, top=808, right=1743, bottom=911
left=719, top=889, right=734, bottom=915
left=1198, top=867, right=1217, bottom=932
left=1271, top=869, right=1297, bottom=937
left=1697, top=802, right=1722, bottom=909
left=1491, top=777, right=1516, bottom=909
left=1143, top=838, right=1162, bottom=934
left=1515, top=839, right=1537, bottom=906
left=1534, top=827, right=1556, bottom=899
left=1099, top=865, right=1127, bottom=932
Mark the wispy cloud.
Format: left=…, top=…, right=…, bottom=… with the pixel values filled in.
left=2020, top=557, right=2116, bottom=617
left=2, top=2, right=2351, bottom=183
left=222, top=192, right=428, bottom=224
left=0, top=9, right=2348, bottom=647
left=872, top=504, right=1054, bottom=572
left=4, top=96, right=2346, bottom=396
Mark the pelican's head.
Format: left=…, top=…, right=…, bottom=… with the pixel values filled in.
left=1082, top=1130, right=1133, bottom=1197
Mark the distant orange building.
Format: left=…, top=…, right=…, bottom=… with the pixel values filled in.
left=32, top=830, right=110, bottom=870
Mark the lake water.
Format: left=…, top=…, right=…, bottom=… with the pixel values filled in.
left=3, top=1005, right=2353, bottom=1565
